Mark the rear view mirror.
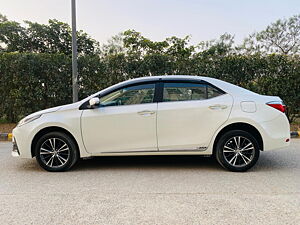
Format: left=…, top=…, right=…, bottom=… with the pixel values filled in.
left=89, top=97, right=100, bottom=107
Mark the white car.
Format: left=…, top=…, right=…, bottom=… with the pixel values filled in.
left=12, top=75, right=290, bottom=172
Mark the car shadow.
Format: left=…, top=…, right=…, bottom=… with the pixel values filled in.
left=73, top=155, right=221, bottom=171
left=17, top=152, right=294, bottom=173
left=253, top=152, right=298, bottom=171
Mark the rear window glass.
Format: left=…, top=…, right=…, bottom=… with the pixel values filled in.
left=163, top=82, right=224, bottom=102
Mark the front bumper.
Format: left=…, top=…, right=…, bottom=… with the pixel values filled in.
left=11, top=137, right=20, bottom=157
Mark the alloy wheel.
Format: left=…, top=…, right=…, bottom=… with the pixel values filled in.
left=223, top=136, right=255, bottom=167
left=39, top=138, right=70, bottom=168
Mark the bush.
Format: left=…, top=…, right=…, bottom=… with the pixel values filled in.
left=0, top=53, right=72, bottom=122
left=0, top=52, right=299, bottom=122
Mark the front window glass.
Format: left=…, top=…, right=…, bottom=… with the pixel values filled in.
left=100, top=83, right=155, bottom=107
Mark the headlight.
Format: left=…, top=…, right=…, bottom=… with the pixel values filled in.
left=17, top=114, right=42, bottom=127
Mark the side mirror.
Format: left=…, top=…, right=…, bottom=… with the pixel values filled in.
left=89, top=97, right=100, bottom=108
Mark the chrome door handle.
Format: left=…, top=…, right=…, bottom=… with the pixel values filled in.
left=209, top=104, right=228, bottom=110
left=137, top=110, right=155, bottom=116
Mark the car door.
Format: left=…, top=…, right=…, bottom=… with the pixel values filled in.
left=81, top=83, right=158, bottom=153
left=157, top=81, right=233, bottom=151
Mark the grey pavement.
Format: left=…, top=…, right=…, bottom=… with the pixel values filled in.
left=0, top=140, right=299, bottom=225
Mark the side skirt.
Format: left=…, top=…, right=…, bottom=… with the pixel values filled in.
left=90, top=150, right=211, bottom=157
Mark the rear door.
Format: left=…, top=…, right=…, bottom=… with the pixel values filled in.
left=157, top=81, right=233, bottom=151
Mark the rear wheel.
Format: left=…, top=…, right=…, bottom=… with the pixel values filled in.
left=215, top=130, right=260, bottom=172
left=35, top=131, right=79, bottom=172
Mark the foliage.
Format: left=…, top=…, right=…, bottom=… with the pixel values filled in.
left=0, top=18, right=99, bottom=55
left=0, top=14, right=299, bottom=123
left=0, top=53, right=72, bottom=122
left=243, top=15, right=300, bottom=55
left=198, top=33, right=236, bottom=56
left=0, top=52, right=299, bottom=123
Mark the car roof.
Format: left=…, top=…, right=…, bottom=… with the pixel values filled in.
left=119, top=75, right=208, bottom=86
left=127, top=75, right=204, bottom=82
left=124, top=75, right=255, bottom=95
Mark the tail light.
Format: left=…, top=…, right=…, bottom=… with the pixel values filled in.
left=266, top=101, right=286, bottom=113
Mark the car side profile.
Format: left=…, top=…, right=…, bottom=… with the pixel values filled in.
left=12, top=75, right=290, bottom=172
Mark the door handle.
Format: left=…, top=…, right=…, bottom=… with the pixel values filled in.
left=209, top=104, right=228, bottom=110
left=137, top=110, right=155, bottom=116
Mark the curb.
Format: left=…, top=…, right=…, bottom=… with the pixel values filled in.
left=0, top=133, right=13, bottom=141
left=0, top=131, right=299, bottom=142
left=291, top=131, right=300, bottom=138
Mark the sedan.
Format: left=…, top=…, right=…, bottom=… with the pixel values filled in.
left=12, top=75, right=290, bottom=172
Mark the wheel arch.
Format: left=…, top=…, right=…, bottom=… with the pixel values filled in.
left=212, top=122, right=264, bottom=155
left=31, top=126, right=80, bottom=158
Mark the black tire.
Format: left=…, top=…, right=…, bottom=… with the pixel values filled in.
left=35, top=131, right=79, bottom=172
left=215, top=130, right=260, bottom=172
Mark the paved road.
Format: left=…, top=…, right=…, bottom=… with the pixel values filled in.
left=0, top=140, right=299, bottom=225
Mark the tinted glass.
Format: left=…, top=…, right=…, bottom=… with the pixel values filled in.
left=207, top=85, right=224, bottom=98
left=163, top=83, right=206, bottom=102
left=163, top=82, right=224, bottom=102
left=100, top=83, right=155, bottom=107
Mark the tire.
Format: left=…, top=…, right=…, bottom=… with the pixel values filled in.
left=35, top=131, right=79, bottom=172
left=215, top=130, right=260, bottom=172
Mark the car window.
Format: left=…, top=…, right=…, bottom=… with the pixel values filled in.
left=207, top=85, right=224, bottom=98
left=163, top=82, right=223, bottom=102
left=163, top=83, right=206, bottom=102
left=100, top=83, right=155, bottom=107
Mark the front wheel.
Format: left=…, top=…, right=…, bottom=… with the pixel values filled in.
left=35, top=131, right=79, bottom=172
left=215, top=130, right=260, bottom=172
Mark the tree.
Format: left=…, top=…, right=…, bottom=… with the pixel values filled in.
left=122, top=29, right=169, bottom=57
left=0, top=19, right=28, bottom=52
left=0, top=15, right=100, bottom=55
left=101, top=33, right=125, bottom=56
left=242, top=15, right=300, bottom=55
left=197, top=33, right=236, bottom=57
left=0, top=14, right=299, bottom=123
left=0, top=13, right=7, bottom=23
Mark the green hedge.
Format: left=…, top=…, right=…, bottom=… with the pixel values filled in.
left=0, top=52, right=299, bottom=122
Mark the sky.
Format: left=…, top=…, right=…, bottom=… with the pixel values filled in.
left=0, top=0, right=299, bottom=45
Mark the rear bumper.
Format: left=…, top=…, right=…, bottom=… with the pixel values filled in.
left=260, top=114, right=290, bottom=151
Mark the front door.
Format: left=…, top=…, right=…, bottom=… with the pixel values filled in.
left=81, top=83, right=158, bottom=153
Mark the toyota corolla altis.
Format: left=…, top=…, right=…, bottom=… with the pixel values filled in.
left=12, top=75, right=290, bottom=172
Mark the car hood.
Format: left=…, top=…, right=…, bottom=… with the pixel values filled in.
left=22, top=102, right=81, bottom=120
left=23, top=106, right=62, bottom=119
